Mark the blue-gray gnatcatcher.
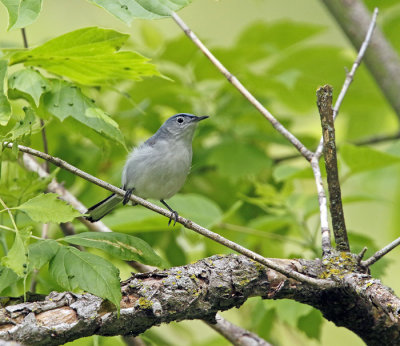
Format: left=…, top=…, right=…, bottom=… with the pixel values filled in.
left=85, top=113, right=208, bottom=225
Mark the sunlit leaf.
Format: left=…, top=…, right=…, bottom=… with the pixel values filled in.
left=49, top=245, right=121, bottom=311
left=16, top=193, right=81, bottom=223
left=8, top=68, right=51, bottom=106
left=9, top=27, right=160, bottom=85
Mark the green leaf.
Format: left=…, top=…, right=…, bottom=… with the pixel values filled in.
left=8, top=68, right=51, bottom=106
left=49, top=245, right=121, bottom=310
left=28, top=239, right=60, bottom=270
left=88, top=0, right=192, bottom=24
left=207, top=141, right=271, bottom=181
left=0, top=0, right=43, bottom=30
left=41, top=80, right=126, bottom=147
left=16, top=193, right=81, bottom=223
left=341, top=144, right=400, bottom=175
left=9, top=27, right=160, bottom=85
left=62, top=232, right=165, bottom=267
left=1, top=228, right=30, bottom=277
left=0, top=60, right=11, bottom=126
left=2, top=106, right=39, bottom=142
left=297, top=308, right=323, bottom=341
left=0, top=265, right=18, bottom=293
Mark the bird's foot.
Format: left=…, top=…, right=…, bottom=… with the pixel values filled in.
left=123, top=188, right=134, bottom=205
left=168, top=210, right=179, bottom=227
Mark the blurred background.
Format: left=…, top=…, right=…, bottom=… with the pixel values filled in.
left=1, top=0, right=400, bottom=345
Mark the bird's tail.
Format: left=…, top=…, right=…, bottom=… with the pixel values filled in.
left=85, top=193, right=123, bottom=222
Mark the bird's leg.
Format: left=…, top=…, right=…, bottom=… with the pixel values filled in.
left=123, top=188, right=134, bottom=205
left=160, top=199, right=179, bottom=226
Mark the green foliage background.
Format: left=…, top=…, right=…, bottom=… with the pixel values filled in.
left=1, top=0, right=400, bottom=345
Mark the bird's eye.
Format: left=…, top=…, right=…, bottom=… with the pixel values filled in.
left=177, top=117, right=184, bottom=124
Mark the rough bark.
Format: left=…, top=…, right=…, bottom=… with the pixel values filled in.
left=1, top=254, right=399, bottom=346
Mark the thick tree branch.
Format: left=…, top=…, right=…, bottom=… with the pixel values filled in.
left=321, top=0, right=400, bottom=119
left=1, top=254, right=399, bottom=346
left=361, top=237, right=400, bottom=267
left=317, top=85, right=349, bottom=252
left=171, top=12, right=313, bottom=161
left=4, top=142, right=333, bottom=288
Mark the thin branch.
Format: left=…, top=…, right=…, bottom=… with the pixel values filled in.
left=206, top=314, right=273, bottom=346
left=317, top=85, right=349, bottom=252
left=275, top=131, right=400, bottom=163
left=315, top=7, right=378, bottom=159
left=6, top=142, right=334, bottom=288
left=361, top=237, right=400, bottom=267
left=20, top=28, right=50, bottom=173
left=171, top=12, right=313, bottom=161
left=310, top=156, right=331, bottom=254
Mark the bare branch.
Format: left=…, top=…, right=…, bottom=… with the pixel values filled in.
left=310, top=156, right=331, bottom=254
left=171, top=12, right=313, bottom=161
left=321, top=0, right=400, bottom=119
left=315, top=7, right=378, bottom=159
left=317, top=85, right=349, bottom=252
left=361, top=237, right=400, bottom=267
left=6, top=142, right=333, bottom=288
left=206, top=314, right=272, bottom=346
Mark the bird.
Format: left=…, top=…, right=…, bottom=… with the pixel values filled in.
left=85, top=113, right=208, bottom=225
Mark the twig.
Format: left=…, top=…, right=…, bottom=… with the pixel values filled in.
left=20, top=28, right=50, bottom=173
left=310, top=156, right=331, bottom=254
left=206, top=314, right=272, bottom=346
left=317, top=85, right=349, bottom=252
left=5, top=142, right=334, bottom=288
left=275, top=131, right=400, bottom=163
left=171, top=12, right=313, bottom=161
left=315, top=7, right=379, bottom=159
left=361, top=237, right=400, bottom=267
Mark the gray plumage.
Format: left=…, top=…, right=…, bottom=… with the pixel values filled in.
left=86, top=113, right=208, bottom=224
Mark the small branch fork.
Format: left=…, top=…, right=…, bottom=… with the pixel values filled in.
left=4, top=142, right=334, bottom=289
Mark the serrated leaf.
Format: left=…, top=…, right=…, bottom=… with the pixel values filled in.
left=49, top=245, right=121, bottom=310
left=1, top=228, right=30, bottom=277
left=41, top=80, right=126, bottom=147
left=0, top=265, right=18, bottom=292
left=16, top=193, right=81, bottom=223
left=88, top=0, right=192, bottom=24
left=9, top=27, right=160, bottom=85
left=8, top=68, right=51, bottom=106
left=341, top=144, right=400, bottom=175
left=0, top=60, right=11, bottom=126
left=297, top=309, right=323, bottom=340
left=0, top=0, right=43, bottom=30
left=62, top=232, right=165, bottom=267
left=2, top=106, right=39, bottom=142
left=28, top=239, right=60, bottom=270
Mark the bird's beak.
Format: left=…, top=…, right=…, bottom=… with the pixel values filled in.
left=194, top=116, right=209, bottom=122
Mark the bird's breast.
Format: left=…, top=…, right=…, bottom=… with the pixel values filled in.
left=122, top=140, right=193, bottom=200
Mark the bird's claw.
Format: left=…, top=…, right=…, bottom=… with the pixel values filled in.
left=168, top=211, right=179, bottom=226
left=123, top=188, right=134, bottom=205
